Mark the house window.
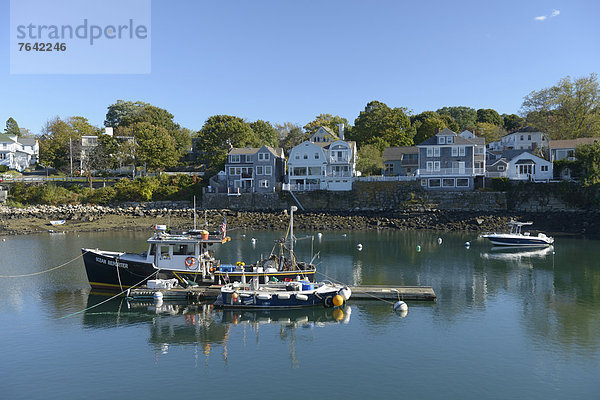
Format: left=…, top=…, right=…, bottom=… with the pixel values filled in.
left=258, top=153, right=270, bottom=161
left=229, top=167, right=235, bottom=175
left=459, top=147, right=465, bottom=156
left=456, top=179, right=469, bottom=187
left=265, top=166, right=272, bottom=175
left=229, top=154, right=240, bottom=163
left=434, top=147, right=440, bottom=157
left=314, top=153, right=319, bottom=159
left=475, top=147, right=483, bottom=155
left=384, top=163, right=394, bottom=174
left=541, top=165, right=548, bottom=172
left=528, top=135, right=531, bottom=140
left=520, top=135, right=524, bottom=140
left=434, top=161, right=440, bottom=171
left=428, top=178, right=441, bottom=187
left=421, top=179, right=427, bottom=186
left=447, top=136, right=454, bottom=144
left=427, top=148, right=433, bottom=157
left=439, top=136, right=446, bottom=144
left=303, top=154, right=308, bottom=159
left=452, top=147, right=458, bottom=157
left=292, top=167, right=307, bottom=176
left=426, top=161, right=433, bottom=171
left=256, top=166, right=263, bottom=175
left=497, top=165, right=505, bottom=171
left=295, top=155, right=300, bottom=159
left=443, top=178, right=455, bottom=187
left=259, top=180, right=269, bottom=188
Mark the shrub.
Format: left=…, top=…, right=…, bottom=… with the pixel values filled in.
left=490, top=177, right=511, bottom=191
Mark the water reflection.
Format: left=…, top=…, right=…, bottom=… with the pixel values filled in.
left=81, top=294, right=351, bottom=366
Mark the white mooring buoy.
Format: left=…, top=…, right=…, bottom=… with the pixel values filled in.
left=416, top=245, right=421, bottom=252
left=393, top=301, right=408, bottom=312
left=465, top=241, right=471, bottom=248
left=437, top=237, right=443, bottom=245
left=356, top=243, right=363, bottom=251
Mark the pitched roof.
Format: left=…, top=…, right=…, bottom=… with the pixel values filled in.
left=383, top=146, right=418, bottom=161
left=17, top=137, right=37, bottom=146
left=437, top=128, right=456, bottom=136
left=418, top=134, right=474, bottom=146
left=0, top=134, right=17, bottom=143
left=549, top=137, right=600, bottom=149
left=228, top=146, right=284, bottom=157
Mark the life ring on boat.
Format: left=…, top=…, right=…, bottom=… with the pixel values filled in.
left=323, top=295, right=334, bottom=308
left=236, top=261, right=245, bottom=267
left=185, top=257, right=197, bottom=269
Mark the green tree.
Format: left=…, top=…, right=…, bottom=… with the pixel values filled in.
left=196, top=115, right=259, bottom=172
left=477, top=108, right=503, bottom=126
left=576, top=141, right=600, bottom=185
left=521, top=73, right=600, bottom=139
left=133, top=122, right=180, bottom=171
left=357, top=144, right=383, bottom=176
left=5, top=118, right=20, bottom=136
left=276, top=122, right=308, bottom=153
left=436, top=106, right=477, bottom=131
left=104, top=100, right=150, bottom=127
left=39, top=116, right=101, bottom=172
left=502, top=113, right=524, bottom=132
left=440, top=114, right=460, bottom=132
left=250, top=120, right=279, bottom=148
left=411, top=111, right=449, bottom=144
left=476, top=122, right=507, bottom=143
left=303, top=114, right=350, bottom=137
left=350, top=101, right=414, bottom=148
left=105, top=100, right=191, bottom=164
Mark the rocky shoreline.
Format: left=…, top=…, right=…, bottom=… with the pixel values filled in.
left=1, top=203, right=599, bottom=236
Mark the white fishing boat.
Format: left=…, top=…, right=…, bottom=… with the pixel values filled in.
left=49, top=220, right=66, bottom=225
left=480, top=221, right=554, bottom=247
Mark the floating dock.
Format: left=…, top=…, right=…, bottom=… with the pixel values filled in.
left=128, top=285, right=436, bottom=302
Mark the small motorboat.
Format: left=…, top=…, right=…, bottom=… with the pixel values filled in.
left=215, top=279, right=352, bottom=309
left=480, top=221, right=554, bottom=247
left=49, top=220, right=66, bottom=225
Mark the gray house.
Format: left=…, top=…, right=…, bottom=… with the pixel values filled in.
left=225, top=145, right=286, bottom=193
left=416, top=128, right=482, bottom=190
left=382, top=146, right=418, bottom=176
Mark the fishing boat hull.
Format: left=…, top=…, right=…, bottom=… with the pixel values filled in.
left=82, top=249, right=157, bottom=291
left=83, top=249, right=318, bottom=291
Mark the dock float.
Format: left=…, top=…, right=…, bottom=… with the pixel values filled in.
left=348, top=285, right=436, bottom=301
left=129, top=285, right=436, bottom=302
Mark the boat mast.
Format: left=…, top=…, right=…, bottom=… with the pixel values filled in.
left=290, top=206, right=297, bottom=264
left=193, top=196, right=197, bottom=230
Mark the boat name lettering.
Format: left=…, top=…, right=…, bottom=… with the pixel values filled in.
left=95, top=257, right=129, bottom=269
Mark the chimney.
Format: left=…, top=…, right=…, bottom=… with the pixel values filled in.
left=337, top=123, right=345, bottom=140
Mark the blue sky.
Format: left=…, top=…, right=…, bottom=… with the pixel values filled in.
left=1, top=0, right=598, bottom=134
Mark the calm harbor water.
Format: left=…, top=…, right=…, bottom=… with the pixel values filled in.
left=1, top=229, right=599, bottom=399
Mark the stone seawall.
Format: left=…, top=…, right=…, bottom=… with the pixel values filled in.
left=202, top=182, right=508, bottom=212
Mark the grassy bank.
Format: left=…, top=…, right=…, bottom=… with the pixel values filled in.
left=6, top=174, right=203, bottom=207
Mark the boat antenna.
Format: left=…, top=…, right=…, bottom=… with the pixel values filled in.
left=193, top=195, right=197, bottom=230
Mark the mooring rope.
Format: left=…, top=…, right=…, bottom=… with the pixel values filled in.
left=58, top=269, right=161, bottom=320
left=0, top=251, right=88, bottom=278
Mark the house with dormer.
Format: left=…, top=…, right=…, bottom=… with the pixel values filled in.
left=486, top=150, right=552, bottom=181
left=487, top=127, right=549, bottom=153
left=416, top=128, right=484, bottom=190
left=287, top=125, right=357, bottom=191
left=224, top=145, right=286, bottom=193
left=0, top=134, right=39, bottom=171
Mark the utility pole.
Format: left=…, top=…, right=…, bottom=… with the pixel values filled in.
left=69, top=137, right=73, bottom=181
